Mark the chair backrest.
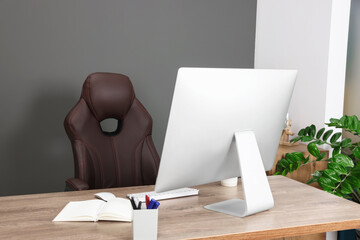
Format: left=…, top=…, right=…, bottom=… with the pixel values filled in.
left=64, top=72, right=160, bottom=189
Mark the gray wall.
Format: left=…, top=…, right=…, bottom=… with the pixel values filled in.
left=0, top=0, right=257, bottom=196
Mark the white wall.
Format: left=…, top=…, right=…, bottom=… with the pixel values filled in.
left=255, top=0, right=351, bottom=134
left=344, top=0, right=360, bottom=129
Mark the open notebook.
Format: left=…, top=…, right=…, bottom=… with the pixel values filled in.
left=53, top=198, right=133, bottom=222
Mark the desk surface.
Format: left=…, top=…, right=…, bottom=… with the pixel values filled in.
left=1, top=176, right=360, bottom=240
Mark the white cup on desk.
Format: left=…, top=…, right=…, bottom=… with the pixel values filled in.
left=221, top=177, right=238, bottom=187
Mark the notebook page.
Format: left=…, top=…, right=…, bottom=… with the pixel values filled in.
left=53, top=199, right=105, bottom=222
left=97, top=198, right=133, bottom=222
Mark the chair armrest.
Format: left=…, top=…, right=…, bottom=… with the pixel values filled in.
left=65, top=178, right=90, bottom=191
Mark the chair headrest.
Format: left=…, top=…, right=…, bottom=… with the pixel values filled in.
left=81, top=72, right=135, bottom=121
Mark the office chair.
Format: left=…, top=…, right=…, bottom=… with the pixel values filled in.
left=64, top=72, right=160, bottom=191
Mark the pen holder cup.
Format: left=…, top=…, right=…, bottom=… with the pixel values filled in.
left=132, top=209, right=158, bottom=240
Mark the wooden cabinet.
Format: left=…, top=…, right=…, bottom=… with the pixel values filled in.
left=267, top=143, right=329, bottom=188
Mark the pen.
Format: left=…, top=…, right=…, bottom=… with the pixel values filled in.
left=134, top=197, right=140, bottom=209
left=138, top=201, right=142, bottom=209
left=145, top=195, right=150, bottom=208
left=147, top=198, right=156, bottom=209
left=152, top=200, right=160, bottom=209
left=130, top=197, right=137, bottom=210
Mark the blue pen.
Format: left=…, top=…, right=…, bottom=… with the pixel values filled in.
left=147, top=199, right=156, bottom=209
left=152, top=200, right=160, bottom=209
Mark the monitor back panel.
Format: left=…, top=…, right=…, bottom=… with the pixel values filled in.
left=155, top=68, right=297, bottom=192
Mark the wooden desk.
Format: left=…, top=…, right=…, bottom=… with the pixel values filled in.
left=1, top=176, right=360, bottom=240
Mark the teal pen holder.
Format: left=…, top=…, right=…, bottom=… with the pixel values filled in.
left=132, top=209, right=158, bottom=240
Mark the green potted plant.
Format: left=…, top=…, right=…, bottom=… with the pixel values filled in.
left=276, top=115, right=360, bottom=239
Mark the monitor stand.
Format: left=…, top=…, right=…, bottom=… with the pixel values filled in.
left=204, top=130, right=274, bottom=217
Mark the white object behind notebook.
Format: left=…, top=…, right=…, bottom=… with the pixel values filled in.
left=94, top=192, right=116, bottom=202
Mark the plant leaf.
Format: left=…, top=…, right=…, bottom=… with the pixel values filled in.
left=330, top=132, right=342, bottom=144
left=340, top=138, right=352, bottom=148
left=350, top=163, right=360, bottom=178
left=330, top=118, right=340, bottom=124
left=318, top=177, right=335, bottom=191
left=349, top=115, right=357, bottom=131
left=307, top=142, right=320, bottom=158
left=290, top=136, right=301, bottom=143
left=316, top=152, right=326, bottom=161
left=285, top=153, right=297, bottom=165
left=346, top=116, right=353, bottom=129
left=322, top=169, right=341, bottom=182
left=306, top=178, right=318, bottom=184
left=307, top=171, right=323, bottom=185
left=340, top=116, right=348, bottom=127
left=345, top=175, right=360, bottom=189
left=289, top=163, right=293, bottom=172
left=353, top=147, right=360, bottom=159
left=332, top=147, right=341, bottom=157
left=340, top=181, right=353, bottom=194
left=333, top=191, right=344, bottom=198
left=333, top=154, right=354, bottom=168
left=323, top=130, right=333, bottom=141
left=316, top=128, right=325, bottom=139
left=309, top=125, right=316, bottom=138
left=292, top=152, right=306, bottom=161
left=301, top=136, right=313, bottom=142
left=312, top=170, right=323, bottom=178
left=298, top=129, right=305, bottom=136
left=353, top=115, right=360, bottom=132
left=279, top=158, right=290, bottom=169
left=328, top=162, right=347, bottom=175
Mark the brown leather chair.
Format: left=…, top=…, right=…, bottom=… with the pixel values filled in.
left=64, top=72, right=160, bottom=191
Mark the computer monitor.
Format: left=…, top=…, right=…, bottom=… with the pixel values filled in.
left=155, top=68, right=297, bottom=217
